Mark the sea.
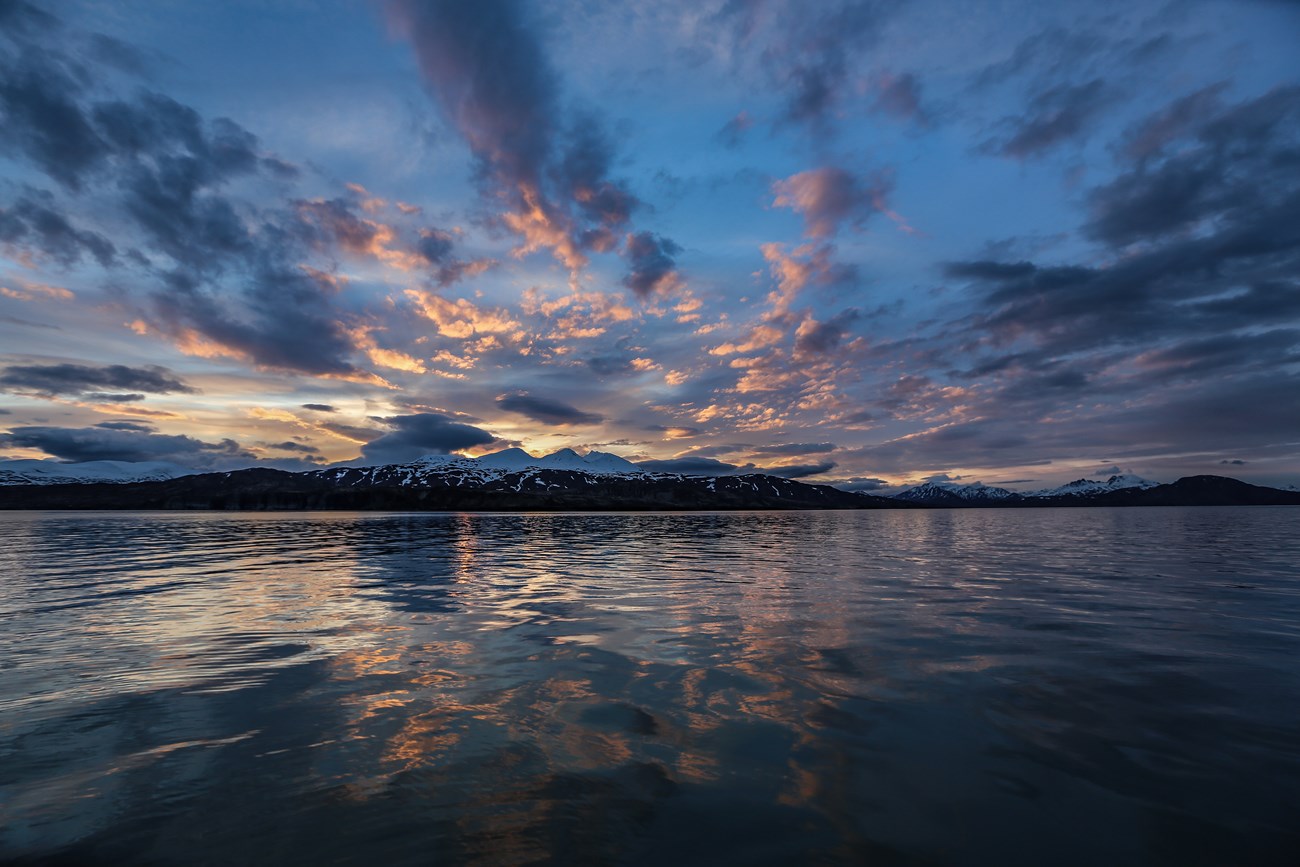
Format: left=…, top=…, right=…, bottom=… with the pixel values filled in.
left=1, top=507, right=1298, bottom=866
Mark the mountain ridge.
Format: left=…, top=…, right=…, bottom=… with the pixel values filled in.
left=0, top=461, right=1296, bottom=511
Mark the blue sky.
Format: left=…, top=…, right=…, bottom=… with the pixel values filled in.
left=1, top=0, right=1298, bottom=489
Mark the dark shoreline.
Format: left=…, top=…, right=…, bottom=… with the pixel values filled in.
left=1, top=470, right=1297, bottom=511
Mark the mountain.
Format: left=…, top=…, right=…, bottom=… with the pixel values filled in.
left=0, top=462, right=901, bottom=511
left=1028, top=474, right=1157, bottom=498
left=1071, top=475, right=1300, bottom=507
left=0, top=459, right=192, bottom=486
left=0, top=448, right=648, bottom=489
left=0, top=453, right=1295, bottom=511
left=892, top=481, right=1018, bottom=505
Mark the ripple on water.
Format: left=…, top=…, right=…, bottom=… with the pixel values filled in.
left=0, top=508, right=1298, bottom=866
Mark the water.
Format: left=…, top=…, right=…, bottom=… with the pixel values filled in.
left=1, top=508, right=1298, bottom=866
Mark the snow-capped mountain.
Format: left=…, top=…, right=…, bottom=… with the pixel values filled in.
left=892, top=480, right=1017, bottom=503
left=0, top=448, right=644, bottom=488
left=1028, top=474, right=1158, bottom=498
left=887, top=472, right=1162, bottom=505
left=471, top=447, right=640, bottom=474
left=0, top=459, right=193, bottom=486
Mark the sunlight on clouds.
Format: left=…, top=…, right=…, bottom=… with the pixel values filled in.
left=1, top=280, right=74, bottom=302
left=405, top=290, right=521, bottom=339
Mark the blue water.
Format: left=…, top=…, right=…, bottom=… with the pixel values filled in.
left=1, top=508, right=1298, bottom=865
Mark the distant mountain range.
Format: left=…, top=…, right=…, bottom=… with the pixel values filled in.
left=891, top=474, right=1161, bottom=505
left=0, top=451, right=1297, bottom=510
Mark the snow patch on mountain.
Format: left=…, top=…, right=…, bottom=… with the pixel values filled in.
left=892, top=480, right=1017, bottom=502
left=0, top=459, right=193, bottom=486
left=1028, top=474, right=1157, bottom=498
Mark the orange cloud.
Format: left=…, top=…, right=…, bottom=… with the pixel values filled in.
left=406, top=289, right=521, bottom=339
left=0, top=279, right=74, bottom=302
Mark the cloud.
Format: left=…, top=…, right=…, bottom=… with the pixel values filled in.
left=1220, top=459, right=1247, bottom=465
left=988, top=79, right=1114, bottom=159
left=358, top=412, right=495, bottom=464
left=0, top=363, right=197, bottom=399
left=1, top=424, right=252, bottom=465
left=496, top=391, right=603, bottom=426
left=794, top=309, right=860, bottom=356
left=1086, top=85, right=1300, bottom=248
left=714, top=0, right=897, bottom=131
left=95, top=421, right=157, bottom=432
left=301, top=404, right=337, bottom=412
left=622, top=231, right=683, bottom=297
left=268, top=441, right=319, bottom=453
left=871, top=71, right=927, bottom=123
left=636, top=456, right=745, bottom=475
left=832, top=476, right=892, bottom=492
left=765, top=460, right=836, bottom=478
left=0, top=194, right=117, bottom=266
left=772, top=166, right=892, bottom=238
left=0, top=9, right=375, bottom=380
left=750, top=442, right=837, bottom=456
left=415, top=228, right=493, bottom=286
left=716, top=111, right=754, bottom=148
left=390, top=0, right=638, bottom=274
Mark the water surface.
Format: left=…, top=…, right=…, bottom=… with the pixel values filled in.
left=2, top=508, right=1298, bottom=865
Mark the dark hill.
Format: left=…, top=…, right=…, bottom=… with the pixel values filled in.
left=0, top=466, right=902, bottom=511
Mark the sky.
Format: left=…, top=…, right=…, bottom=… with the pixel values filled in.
left=1, top=0, right=1298, bottom=491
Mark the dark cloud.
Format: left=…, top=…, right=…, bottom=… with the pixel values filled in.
left=716, top=111, right=754, bottom=149
left=148, top=257, right=366, bottom=378
left=765, top=460, right=836, bottom=478
left=1221, top=459, right=1247, bottom=465
left=715, top=0, right=896, bottom=130
left=773, top=166, right=892, bottom=238
left=988, top=79, right=1114, bottom=159
left=0, top=424, right=252, bottom=465
left=496, top=392, right=603, bottom=426
left=622, top=231, right=682, bottom=297
left=95, top=421, right=157, bottom=432
left=750, top=442, right=837, bottom=455
left=636, top=456, right=745, bottom=475
left=1120, top=82, right=1230, bottom=163
left=948, top=152, right=1300, bottom=367
left=0, top=33, right=106, bottom=189
left=1086, top=85, right=1300, bottom=248
left=86, top=32, right=154, bottom=78
left=0, top=363, right=196, bottom=399
left=871, top=72, right=927, bottom=123
left=0, top=8, right=372, bottom=379
left=358, top=413, right=495, bottom=464
left=390, top=0, right=638, bottom=270
left=635, top=454, right=832, bottom=478
left=558, top=114, right=638, bottom=234
left=82, top=392, right=145, bottom=403
left=587, top=355, right=636, bottom=376
left=301, top=404, right=337, bottom=412
left=794, top=308, right=860, bottom=356
left=295, top=197, right=378, bottom=255
left=0, top=194, right=117, bottom=266
left=415, top=227, right=492, bottom=286
left=268, top=441, right=319, bottom=453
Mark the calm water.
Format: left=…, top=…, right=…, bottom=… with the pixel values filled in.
left=1, top=508, right=1298, bottom=866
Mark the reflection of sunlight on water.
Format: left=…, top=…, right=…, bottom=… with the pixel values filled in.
left=2, top=509, right=1299, bottom=864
